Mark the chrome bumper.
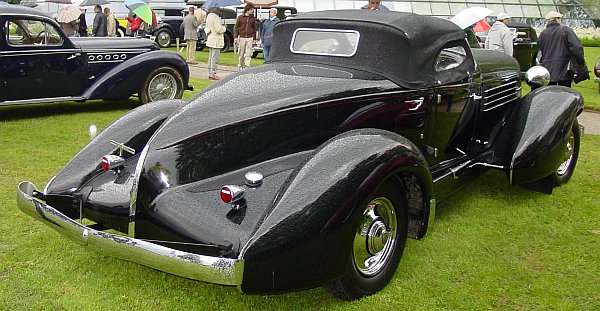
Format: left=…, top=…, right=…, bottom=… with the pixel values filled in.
left=16, top=181, right=244, bottom=286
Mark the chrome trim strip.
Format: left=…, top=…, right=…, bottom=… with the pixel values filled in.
left=0, top=49, right=147, bottom=56
left=129, top=145, right=149, bottom=237
left=482, top=95, right=518, bottom=112
left=428, top=199, right=436, bottom=227
left=484, top=87, right=518, bottom=104
left=17, top=181, right=244, bottom=286
left=0, top=50, right=79, bottom=56
left=0, top=97, right=86, bottom=106
left=483, top=80, right=518, bottom=94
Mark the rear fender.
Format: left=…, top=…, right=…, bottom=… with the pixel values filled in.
left=81, top=51, right=189, bottom=100
left=240, top=129, right=433, bottom=293
left=46, top=99, right=185, bottom=194
left=508, top=86, right=583, bottom=185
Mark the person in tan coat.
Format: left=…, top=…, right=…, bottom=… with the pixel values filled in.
left=104, top=7, right=117, bottom=37
left=206, top=7, right=227, bottom=80
left=183, top=6, right=200, bottom=64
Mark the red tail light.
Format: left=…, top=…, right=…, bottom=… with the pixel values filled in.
left=220, top=185, right=245, bottom=204
left=101, top=157, right=110, bottom=171
left=101, top=155, right=125, bottom=172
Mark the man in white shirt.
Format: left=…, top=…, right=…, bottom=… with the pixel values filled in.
left=484, top=13, right=513, bottom=56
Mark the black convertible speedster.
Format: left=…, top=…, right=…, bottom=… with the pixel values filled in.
left=0, top=5, right=192, bottom=105
left=17, top=10, right=583, bottom=300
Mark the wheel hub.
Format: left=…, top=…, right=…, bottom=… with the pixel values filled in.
left=353, top=198, right=397, bottom=276
left=556, top=129, right=575, bottom=176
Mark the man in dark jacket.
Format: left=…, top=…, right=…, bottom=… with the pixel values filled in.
left=78, top=8, right=87, bottom=37
left=233, top=3, right=256, bottom=70
left=537, top=11, right=586, bottom=87
left=259, top=8, right=279, bottom=61
left=92, top=5, right=108, bottom=37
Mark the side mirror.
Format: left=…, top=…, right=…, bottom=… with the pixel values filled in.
left=525, top=66, right=550, bottom=90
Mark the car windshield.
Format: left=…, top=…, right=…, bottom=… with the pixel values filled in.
left=290, top=28, right=359, bottom=57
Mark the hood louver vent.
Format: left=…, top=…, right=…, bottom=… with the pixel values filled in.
left=482, top=74, right=521, bottom=112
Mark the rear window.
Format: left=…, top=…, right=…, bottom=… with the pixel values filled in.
left=290, top=28, right=359, bottom=57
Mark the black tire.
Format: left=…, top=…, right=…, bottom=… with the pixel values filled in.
left=155, top=29, right=173, bottom=48
left=139, top=66, right=184, bottom=104
left=325, top=178, right=408, bottom=301
left=549, top=119, right=580, bottom=186
left=117, top=26, right=126, bottom=38
left=221, top=35, right=231, bottom=53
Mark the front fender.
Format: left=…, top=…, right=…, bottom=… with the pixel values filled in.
left=81, top=51, right=190, bottom=100
left=240, top=129, right=432, bottom=293
left=508, top=86, right=583, bottom=185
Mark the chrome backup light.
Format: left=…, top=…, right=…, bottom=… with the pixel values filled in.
left=244, top=171, right=263, bottom=187
left=101, top=155, right=125, bottom=172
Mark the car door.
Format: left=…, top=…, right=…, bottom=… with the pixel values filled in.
left=1, top=17, right=88, bottom=103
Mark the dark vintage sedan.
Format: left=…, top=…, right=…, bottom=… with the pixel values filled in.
left=17, top=10, right=583, bottom=300
left=0, top=5, right=192, bottom=105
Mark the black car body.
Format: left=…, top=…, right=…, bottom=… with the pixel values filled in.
left=0, top=5, right=192, bottom=105
left=17, top=10, right=583, bottom=300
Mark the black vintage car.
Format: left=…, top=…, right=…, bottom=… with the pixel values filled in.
left=0, top=5, right=192, bottom=105
left=17, top=10, right=583, bottom=300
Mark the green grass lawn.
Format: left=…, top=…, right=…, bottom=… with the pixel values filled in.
left=1, top=57, right=599, bottom=310
left=573, top=47, right=600, bottom=111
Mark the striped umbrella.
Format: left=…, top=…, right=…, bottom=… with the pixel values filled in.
left=124, top=0, right=153, bottom=26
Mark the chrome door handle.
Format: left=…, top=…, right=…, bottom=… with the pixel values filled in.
left=66, top=53, right=81, bottom=60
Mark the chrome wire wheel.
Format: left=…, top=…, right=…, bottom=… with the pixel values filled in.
left=353, top=197, right=397, bottom=277
left=147, top=72, right=178, bottom=102
left=556, top=129, right=575, bottom=176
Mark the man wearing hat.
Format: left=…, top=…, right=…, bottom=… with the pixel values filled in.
left=537, top=11, right=586, bottom=87
left=484, top=13, right=513, bottom=56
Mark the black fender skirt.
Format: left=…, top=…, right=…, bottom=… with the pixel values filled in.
left=507, top=86, right=583, bottom=185
left=240, top=128, right=432, bottom=293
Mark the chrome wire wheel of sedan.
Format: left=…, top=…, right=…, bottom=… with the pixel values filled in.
left=550, top=119, right=581, bottom=186
left=140, top=66, right=184, bottom=104
left=353, top=197, right=397, bottom=276
left=326, top=178, right=408, bottom=301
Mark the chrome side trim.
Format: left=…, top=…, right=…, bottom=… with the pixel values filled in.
left=0, top=97, right=86, bottom=106
left=129, top=145, right=149, bottom=237
left=17, top=181, right=244, bottom=286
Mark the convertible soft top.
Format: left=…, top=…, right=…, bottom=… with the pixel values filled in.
left=270, top=10, right=474, bottom=89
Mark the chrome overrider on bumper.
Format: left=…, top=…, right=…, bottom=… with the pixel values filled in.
left=16, top=181, right=244, bottom=286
